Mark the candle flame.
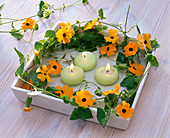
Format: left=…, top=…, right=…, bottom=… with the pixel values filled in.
left=70, top=63, right=74, bottom=72
left=106, top=63, right=110, bottom=73
left=82, top=52, right=86, bottom=57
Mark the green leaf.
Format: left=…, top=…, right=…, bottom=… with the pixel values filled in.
left=46, top=86, right=60, bottom=91
left=116, top=52, right=126, bottom=65
left=70, top=108, right=79, bottom=120
left=70, top=97, right=78, bottom=106
left=0, top=3, right=5, bottom=11
left=134, top=76, right=142, bottom=83
left=97, top=108, right=110, bottom=128
left=95, top=25, right=108, bottom=32
left=146, top=54, right=159, bottom=67
left=34, top=41, right=43, bottom=50
left=15, top=62, right=24, bottom=76
left=27, top=71, right=39, bottom=83
left=14, top=47, right=25, bottom=64
left=45, top=30, right=55, bottom=38
left=98, top=8, right=106, bottom=20
left=34, top=23, right=39, bottom=30
left=10, top=29, right=23, bottom=40
left=78, top=107, right=93, bottom=119
left=81, top=31, right=95, bottom=41
left=37, top=1, right=45, bottom=17
left=120, top=76, right=136, bottom=90
left=61, top=95, right=70, bottom=104
left=151, top=39, right=160, bottom=51
left=82, top=0, right=89, bottom=4
left=25, top=97, right=32, bottom=107
left=94, top=90, right=102, bottom=96
left=136, top=24, right=141, bottom=34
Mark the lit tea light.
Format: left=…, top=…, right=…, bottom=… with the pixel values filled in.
left=70, top=63, right=74, bottom=72
left=61, top=63, right=84, bottom=86
left=106, top=63, right=110, bottom=73
left=95, top=63, right=119, bottom=86
left=74, top=51, right=97, bottom=72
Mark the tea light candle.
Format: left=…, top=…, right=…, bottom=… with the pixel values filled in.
left=95, top=63, right=119, bottom=85
left=74, top=51, right=97, bottom=72
left=60, top=63, right=84, bottom=86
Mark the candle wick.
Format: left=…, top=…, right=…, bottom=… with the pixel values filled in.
left=71, top=69, right=73, bottom=72
left=106, top=70, right=109, bottom=73
left=83, top=55, right=86, bottom=57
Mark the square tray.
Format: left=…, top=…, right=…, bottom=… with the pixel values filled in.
left=11, top=22, right=150, bottom=130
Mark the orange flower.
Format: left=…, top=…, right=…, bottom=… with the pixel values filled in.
left=36, top=65, right=53, bottom=82
left=21, top=18, right=35, bottom=30
left=56, top=28, right=72, bottom=44
left=84, top=18, right=98, bottom=31
left=115, top=101, right=134, bottom=119
left=99, top=44, right=117, bottom=56
left=55, top=85, right=74, bottom=98
left=60, top=22, right=75, bottom=36
left=128, top=62, right=145, bottom=76
left=102, top=84, right=120, bottom=96
left=24, top=107, right=32, bottom=112
left=48, top=60, right=63, bottom=75
left=33, top=50, right=39, bottom=56
left=22, top=79, right=33, bottom=91
left=74, top=89, right=95, bottom=108
left=137, top=33, right=152, bottom=51
left=104, top=29, right=120, bottom=44
left=124, top=41, right=138, bottom=57
left=97, top=22, right=101, bottom=25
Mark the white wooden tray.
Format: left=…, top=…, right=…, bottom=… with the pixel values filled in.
left=11, top=22, right=150, bottom=130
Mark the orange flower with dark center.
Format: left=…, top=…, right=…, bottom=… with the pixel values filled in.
left=115, top=101, right=134, bottom=119
left=74, top=89, right=95, bottom=108
left=128, top=62, right=145, bottom=76
left=137, top=33, right=152, bottom=51
left=99, top=44, right=117, bottom=56
left=60, top=22, right=75, bottom=36
left=47, top=60, right=63, bottom=75
left=56, top=28, right=72, bottom=44
left=124, top=41, right=138, bottom=57
left=22, top=79, right=33, bottom=91
left=55, top=85, right=74, bottom=98
left=84, top=18, right=98, bottom=31
left=104, top=29, right=120, bottom=44
left=24, top=107, right=32, bottom=112
left=36, top=65, right=53, bottom=82
left=102, top=84, right=120, bottom=96
left=21, top=18, right=35, bottom=30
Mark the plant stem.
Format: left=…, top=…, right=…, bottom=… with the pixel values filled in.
left=125, top=6, right=130, bottom=33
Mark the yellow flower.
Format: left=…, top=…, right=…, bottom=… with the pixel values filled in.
left=99, top=44, right=117, bottom=56
left=84, top=18, right=98, bottom=31
left=60, top=22, right=75, bottom=36
left=74, top=89, right=95, bottom=108
left=33, top=50, right=39, bottom=56
left=137, top=33, right=152, bottom=51
left=115, top=101, right=134, bottom=119
left=124, top=41, right=138, bottom=57
left=36, top=65, right=53, bottom=82
left=102, top=84, right=120, bottom=96
left=104, top=29, right=120, bottom=44
left=55, top=85, right=74, bottom=99
left=24, top=107, right=32, bottom=112
left=21, top=18, right=35, bottom=30
left=22, top=79, right=33, bottom=91
left=128, top=62, right=145, bottom=76
left=47, top=60, right=63, bottom=75
left=56, top=28, right=72, bottom=44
